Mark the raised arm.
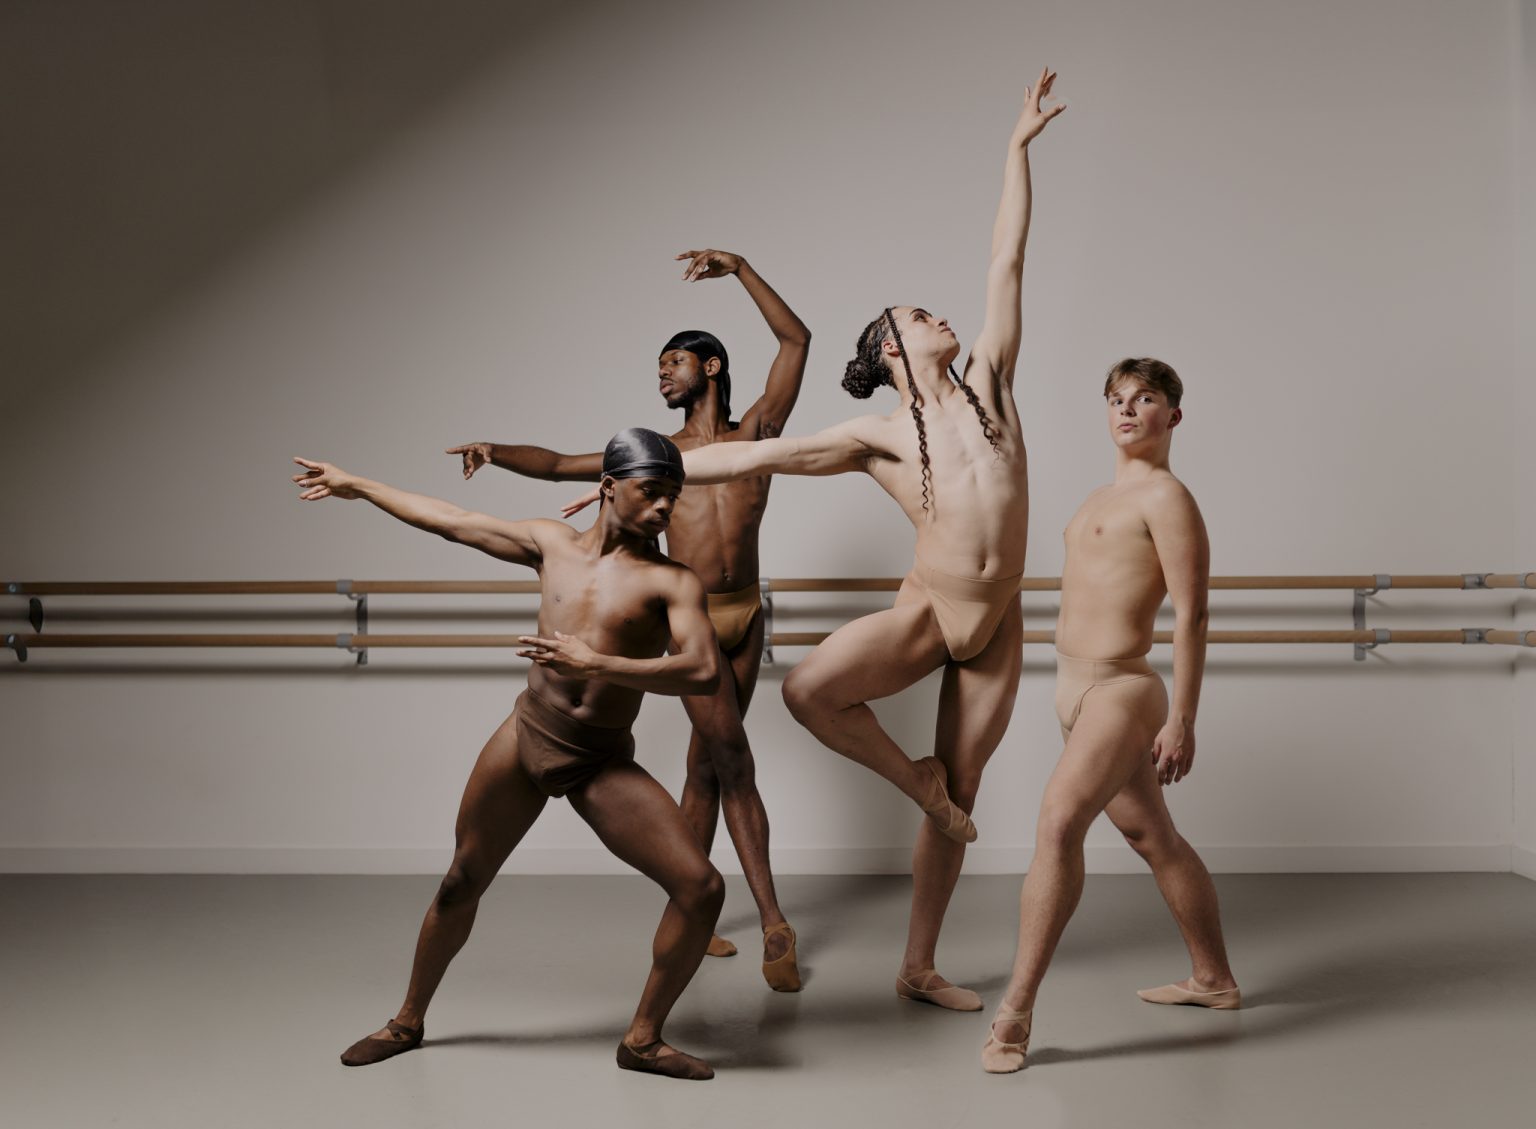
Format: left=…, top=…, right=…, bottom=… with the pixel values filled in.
left=518, top=567, right=720, bottom=696
left=292, top=457, right=555, bottom=567
left=446, top=442, right=604, bottom=483
left=967, top=68, right=1065, bottom=394
left=682, top=416, right=880, bottom=484
left=1145, top=480, right=1211, bottom=786
left=675, top=249, right=812, bottom=439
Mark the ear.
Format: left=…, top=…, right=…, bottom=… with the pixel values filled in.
left=703, top=357, right=722, bottom=378
left=881, top=337, right=901, bottom=358
left=600, top=475, right=617, bottom=502
left=1168, top=408, right=1183, bottom=429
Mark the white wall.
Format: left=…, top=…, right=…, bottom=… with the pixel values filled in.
left=1513, top=0, right=1536, bottom=882
left=1, top=0, right=1528, bottom=874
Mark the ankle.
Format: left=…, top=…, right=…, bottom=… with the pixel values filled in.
left=1190, top=972, right=1238, bottom=992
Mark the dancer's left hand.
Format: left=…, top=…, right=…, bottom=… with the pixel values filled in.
left=560, top=486, right=602, bottom=518
left=676, top=248, right=743, bottom=282
left=1152, top=720, right=1195, bottom=786
left=517, top=631, right=600, bottom=677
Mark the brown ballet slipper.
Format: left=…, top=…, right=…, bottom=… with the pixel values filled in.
left=916, top=757, right=977, bottom=844
left=895, top=968, right=983, bottom=1012
left=339, top=1019, right=423, bottom=1067
left=761, top=922, right=802, bottom=993
left=1136, top=981, right=1242, bottom=1009
left=706, top=934, right=738, bottom=958
left=981, top=1007, right=1032, bottom=1074
left=616, top=1040, right=715, bottom=1081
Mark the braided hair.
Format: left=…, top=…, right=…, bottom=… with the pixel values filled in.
left=841, top=307, right=1002, bottom=511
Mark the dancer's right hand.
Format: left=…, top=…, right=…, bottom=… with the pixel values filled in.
left=446, top=442, right=492, bottom=479
left=1014, top=67, right=1065, bottom=145
left=560, top=486, right=602, bottom=519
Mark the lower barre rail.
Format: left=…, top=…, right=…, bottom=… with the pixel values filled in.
left=6, top=627, right=1534, bottom=664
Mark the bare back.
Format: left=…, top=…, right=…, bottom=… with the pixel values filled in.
left=1056, top=473, right=1182, bottom=658
left=531, top=523, right=691, bottom=725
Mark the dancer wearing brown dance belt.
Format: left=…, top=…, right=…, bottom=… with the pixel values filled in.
left=451, top=249, right=808, bottom=988
left=294, top=428, right=725, bottom=1080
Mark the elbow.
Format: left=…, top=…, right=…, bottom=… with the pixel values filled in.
left=689, top=652, right=721, bottom=695
left=779, top=325, right=811, bottom=348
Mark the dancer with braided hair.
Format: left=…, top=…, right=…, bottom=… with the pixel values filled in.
left=589, top=72, right=1065, bottom=1010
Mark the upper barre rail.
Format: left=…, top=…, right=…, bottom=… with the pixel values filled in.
left=7, top=573, right=1536, bottom=596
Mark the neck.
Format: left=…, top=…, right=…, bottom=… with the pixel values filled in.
left=679, top=387, right=728, bottom=437
left=583, top=509, right=647, bottom=555
left=892, top=358, right=953, bottom=409
left=1113, top=443, right=1172, bottom=483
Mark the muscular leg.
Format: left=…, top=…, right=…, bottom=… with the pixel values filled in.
left=1105, top=763, right=1237, bottom=995
left=781, top=602, right=950, bottom=808
left=681, top=611, right=795, bottom=966
left=992, top=675, right=1167, bottom=1049
left=900, top=601, right=1022, bottom=1009
left=341, top=709, right=548, bottom=1064
left=569, top=759, right=725, bottom=1078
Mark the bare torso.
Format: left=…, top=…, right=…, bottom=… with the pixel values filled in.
left=1056, top=472, right=1179, bottom=658
left=666, top=426, right=770, bottom=592
left=863, top=382, right=1028, bottom=579
left=530, top=523, right=686, bottom=725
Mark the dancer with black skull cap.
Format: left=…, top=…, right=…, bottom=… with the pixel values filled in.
left=293, top=428, right=726, bottom=1080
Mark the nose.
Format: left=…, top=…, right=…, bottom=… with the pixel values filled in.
left=655, top=495, right=675, bottom=516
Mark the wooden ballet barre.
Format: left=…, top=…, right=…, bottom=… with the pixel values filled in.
left=8, top=573, right=1534, bottom=598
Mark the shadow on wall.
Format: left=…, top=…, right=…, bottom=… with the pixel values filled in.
left=0, top=0, right=572, bottom=407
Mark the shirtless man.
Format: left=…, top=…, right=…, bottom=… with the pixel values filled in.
left=982, top=358, right=1239, bottom=1074
left=604, top=73, right=1066, bottom=1011
left=293, top=428, right=726, bottom=1081
left=450, top=250, right=809, bottom=988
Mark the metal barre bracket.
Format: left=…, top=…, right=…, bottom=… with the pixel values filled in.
left=760, top=578, right=774, bottom=666
left=336, top=581, right=368, bottom=665
left=1463, top=628, right=1487, bottom=644
left=5, top=633, right=26, bottom=663
left=7, top=584, right=44, bottom=632
left=1353, top=576, right=1391, bottom=661
left=1461, top=574, right=1489, bottom=590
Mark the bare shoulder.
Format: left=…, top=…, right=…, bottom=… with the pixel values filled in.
left=1141, top=474, right=1203, bottom=522
left=646, top=553, right=708, bottom=603
left=526, top=518, right=579, bottom=552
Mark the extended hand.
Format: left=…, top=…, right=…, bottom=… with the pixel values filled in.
left=292, top=457, right=361, bottom=501
left=1014, top=67, right=1065, bottom=145
left=446, top=442, right=493, bottom=480
left=517, top=631, right=601, bottom=678
left=676, top=248, right=743, bottom=282
left=1151, top=720, right=1195, bottom=786
left=560, top=486, right=602, bottom=519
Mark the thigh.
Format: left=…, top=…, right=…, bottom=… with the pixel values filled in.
left=725, top=605, right=766, bottom=717
left=791, top=601, right=949, bottom=707
left=934, top=598, right=1023, bottom=789
left=680, top=646, right=749, bottom=747
left=1101, top=679, right=1177, bottom=838
left=451, top=708, right=550, bottom=866
left=568, top=759, right=715, bottom=892
left=1038, top=675, right=1168, bottom=826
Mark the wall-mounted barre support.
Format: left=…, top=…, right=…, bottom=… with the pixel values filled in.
left=1353, top=574, right=1392, bottom=661
left=336, top=580, right=368, bottom=665
left=759, top=578, right=774, bottom=666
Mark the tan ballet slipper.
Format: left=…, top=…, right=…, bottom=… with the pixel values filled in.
left=916, top=756, right=977, bottom=844
left=705, top=934, right=738, bottom=958
left=896, top=968, right=983, bottom=1011
left=981, top=1007, right=1032, bottom=1074
left=1136, top=981, right=1242, bottom=1009
left=761, top=922, right=802, bottom=992
left=615, top=1040, right=715, bottom=1081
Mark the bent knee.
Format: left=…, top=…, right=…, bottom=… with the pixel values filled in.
left=1121, top=822, right=1184, bottom=863
left=707, top=740, right=756, bottom=790
left=677, top=864, right=725, bottom=917
left=1035, top=807, right=1093, bottom=853
left=781, top=669, right=821, bottom=722
left=436, top=859, right=492, bottom=908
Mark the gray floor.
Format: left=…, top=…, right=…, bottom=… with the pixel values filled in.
left=3, top=873, right=1534, bottom=1128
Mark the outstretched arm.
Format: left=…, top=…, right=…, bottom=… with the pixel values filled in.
left=967, top=67, right=1065, bottom=394
left=446, top=442, right=604, bottom=483
left=517, top=568, right=720, bottom=696
left=675, top=249, right=812, bottom=439
left=1146, top=481, right=1211, bottom=786
left=683, top=416, right=878, bottom=484
left=292, top=457, right=553, bottom=566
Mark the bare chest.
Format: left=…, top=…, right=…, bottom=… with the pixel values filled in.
left=539, top=558, right=669, bottom=651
